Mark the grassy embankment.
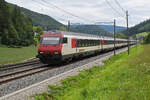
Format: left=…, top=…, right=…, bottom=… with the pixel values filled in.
left=34, top=45, right=150, bottom=100
left=0, top=45, right=37, bottom=65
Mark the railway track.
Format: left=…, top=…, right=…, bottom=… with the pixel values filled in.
left=0, top=65, right=52, bottom=85
left=0, top=48, right=120, bottom=86
left=0, top=59, right=41, bottom=71
left=0, top=53, right=101, bottom=85
left=0, top=59, right=53, bottom=85
left=0, top=55, right=86, bottom=85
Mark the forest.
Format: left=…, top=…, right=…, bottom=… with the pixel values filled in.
left=122, top=19, right=150, bottom=36
left=11, top=4, right=64, bottom=31
left=0, top=0, right=33, bottom=46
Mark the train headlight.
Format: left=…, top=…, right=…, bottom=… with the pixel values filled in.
left=40, top=52, right=44, bottom=54
left=54, top=52, right=59, bottom=54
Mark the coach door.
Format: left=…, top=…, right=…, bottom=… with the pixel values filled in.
left=72, top=38, right=77, bottom=53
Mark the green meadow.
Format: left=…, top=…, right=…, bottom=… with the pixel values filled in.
left=0, top=45, right=37, bottom=65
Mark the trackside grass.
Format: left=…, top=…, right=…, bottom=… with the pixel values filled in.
left=0, top=45, right=37, bottom=65
left=34, top=45, right=150, bottom=100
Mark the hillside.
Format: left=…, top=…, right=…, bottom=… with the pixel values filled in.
left=122, top=19, right=150, bottom=36
left=99, top=25, right=126, bottom=33
left=9, top=4, right=64, bottom=30
left=0, top=0, right=33, bottom=46
left=71, top=25, right=113, bottom=37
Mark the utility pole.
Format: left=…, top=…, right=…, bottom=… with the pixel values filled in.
left=126, top=11, right=130, bottom=55
left=136, top=34, right=138, bottom=48
left=67, top=20, right=70, bottom=31
left=114, top=19, right=116, bottom=56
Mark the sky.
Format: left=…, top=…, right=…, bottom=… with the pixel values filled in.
left=5, top=0, right=150, bottom=27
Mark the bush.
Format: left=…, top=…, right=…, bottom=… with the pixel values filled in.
left=144, top=32, right=150, bottom=44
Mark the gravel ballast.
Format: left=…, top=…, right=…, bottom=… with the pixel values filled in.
left=0, top=47, right=129, bottom=100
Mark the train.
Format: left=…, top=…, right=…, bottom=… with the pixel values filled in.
left=36, top=30, right=136, bottom=64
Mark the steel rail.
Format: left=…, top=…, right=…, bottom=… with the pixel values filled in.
left=0, top=60, right=40, bottom=71
left=0, top=66, right=53, bottom=85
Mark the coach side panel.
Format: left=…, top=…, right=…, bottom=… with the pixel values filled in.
left=61, top=37, right=77, bottom=56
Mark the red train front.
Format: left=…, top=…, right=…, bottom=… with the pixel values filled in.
left=37, top=34, right=63, bottom=64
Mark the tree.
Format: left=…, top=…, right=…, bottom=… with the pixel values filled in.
left=33, top=26, right=44, bottom=46
left=116, top=33, right=128, bottom=39
left=1, top=29, right=9, bottom=45
left=36, top=26, right=43, bottom=34
left=59, top=26, right=67, bottom=31
left=8, top=24, right=19, bottom=45
left=0, top=0, right=10, bottom=36
left=144, top=32, right=150, bottom=44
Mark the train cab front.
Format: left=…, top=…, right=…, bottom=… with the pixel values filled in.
left=37, top=35, right=63, bottom=64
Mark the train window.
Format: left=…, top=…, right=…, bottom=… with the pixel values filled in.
left=63, top=38, right=67, bottom=43
left=76, top=39, right=100, bottom=47
left=40, top=37, right=60, bottom=45
left=76, top=40, right=80, bottom=47
left=105, top=40, right=114, bottom=45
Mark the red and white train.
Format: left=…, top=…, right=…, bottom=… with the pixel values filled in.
left=37, top=30, right=136, bottom=64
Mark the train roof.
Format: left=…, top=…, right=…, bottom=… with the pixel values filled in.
left=44, top=30, right=129, bottom=41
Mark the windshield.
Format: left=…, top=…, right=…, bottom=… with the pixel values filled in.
left=40, top=37, right=60, bottom=45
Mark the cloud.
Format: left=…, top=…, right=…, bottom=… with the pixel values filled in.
left=5, top=0, right=150, bottom=27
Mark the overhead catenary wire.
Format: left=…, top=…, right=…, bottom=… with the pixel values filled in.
left=114, top=0, right=126, bottom=13
left=32, top=0, right=124, bottom=26
left=40, top=0, right=95, bottom=23
left=105, top=0, right=125, bottom=18
left=33, top=0, right=115, bottom=25
left=95, top=21, right=114, bottom=25
left=32, top=0, right=74, bottom=22
left=32, top=0, right=111, bottom=26
left=31, top=0, right=68, bottom=22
